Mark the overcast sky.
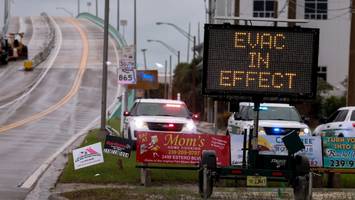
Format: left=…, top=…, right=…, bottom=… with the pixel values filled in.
left=11, top=0, right=206, bottom=71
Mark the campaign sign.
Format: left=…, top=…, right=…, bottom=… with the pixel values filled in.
left=231, top=135, right=322, bottom=167
left=103, top=135, right=133, bottom=158
left=323, top=137, right=355, bottom=168
left=73, top=142, right=104, bottom=170
left=136, top=132, right=230, bottom=166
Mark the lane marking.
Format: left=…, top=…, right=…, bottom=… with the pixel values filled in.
left=0, top=18, right=88, bottom=133
left=21, top=19, right=122, bottom=190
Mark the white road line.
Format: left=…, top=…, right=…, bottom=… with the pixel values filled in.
left=0, top=16, right=62, bottom=109
left=20, top=18, right=122, bottom=190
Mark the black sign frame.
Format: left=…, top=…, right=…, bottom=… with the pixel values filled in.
left=202, top=24, right=319, bottom=99
left=104, top=135, right=133, bottom=158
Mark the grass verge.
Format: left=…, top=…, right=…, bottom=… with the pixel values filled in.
left=61, top=187, right=201, bottom=200
left=58, top=129, right=197, bottom=184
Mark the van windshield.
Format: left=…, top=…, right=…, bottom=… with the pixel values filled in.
left=242, top=106, right=301, bottom=121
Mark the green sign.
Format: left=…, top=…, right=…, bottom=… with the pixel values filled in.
left=322, top=137, right=355, bottom=168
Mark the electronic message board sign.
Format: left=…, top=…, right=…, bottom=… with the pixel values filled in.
left=202, top=24, right=319, bottom=98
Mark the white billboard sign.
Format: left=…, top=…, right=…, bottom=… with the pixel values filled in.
left=231, top=135, right=323, bottom=167
left=73, top=142, right=104, bottom=170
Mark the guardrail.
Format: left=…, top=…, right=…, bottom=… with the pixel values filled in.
left=77, top=12, right=127, bottom=48
left=77, top=12, right=134, bottom=121
left=31, top=12, right=56, bottom=68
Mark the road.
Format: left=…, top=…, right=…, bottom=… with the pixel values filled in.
left=0, top=16, right=120, bottom=200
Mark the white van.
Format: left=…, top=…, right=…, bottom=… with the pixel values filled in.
left=227, top=102, right=311, bottom=136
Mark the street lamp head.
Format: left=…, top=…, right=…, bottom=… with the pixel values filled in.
left=141, top=48, right=147, bottom=52
left=155, top=63, right=164, bottom=68
left=156, top=22, right=163, bottom=25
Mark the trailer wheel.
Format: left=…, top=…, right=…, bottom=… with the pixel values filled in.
left=198, top=150, right=216, bottom=198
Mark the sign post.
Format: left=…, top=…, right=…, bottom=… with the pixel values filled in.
left=117, top=46, right=136, bottom=134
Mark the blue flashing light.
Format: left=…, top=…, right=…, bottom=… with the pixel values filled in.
left=273, top=128, right=281, bottom=132
left=260, top=106, right=268, bottom=111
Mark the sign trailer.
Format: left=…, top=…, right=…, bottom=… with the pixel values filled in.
left=200, top=24, right=319, bottom=199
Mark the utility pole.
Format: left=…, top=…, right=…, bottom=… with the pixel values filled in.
left=177, top=51, right=180, bottom=64
left=101, top=0, right=110, bottom=131
left=288, top=0, right=296, bottom=27
left=187, top=23, right=191, bottom=62
left=95, top=0, right=98, bottom=17
left=169, top=55, right=172, bottom=99
left=77, top=0, right=80, bottom=16
left=348, top=0, right=355, bottom=105
left=142, top=49, right=147, bottom=69
left=117, top=0, right=120, bottom=31
left=134, top=0, right=137, bottom=68
left=234, top=0, right=240, bottom=24
left=164, top=60, right=168, bottom=99
left=192, top=36, right=196, bottom=112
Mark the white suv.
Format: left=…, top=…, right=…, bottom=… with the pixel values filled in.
left=227, top=102, right=311, bottom=136
left=313, top=106, right=355, bottom=137
left=123, top=99, right=197, bottom=143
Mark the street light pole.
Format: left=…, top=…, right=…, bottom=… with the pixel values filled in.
left=147, top=39, right=179, bottom=64
left=164, top=60, right=168, bottom=99
left=134, top=0, right=137, bottom=68
left=95, top=0, right=98, bottom=17
left=56, top=7, right=74, bottom=17
left=187, top=23, right=191, bottom=62
left=117, top=0, right=120, bottom=31
left=169, top=55, right=172, bottom=99
left=101, top=0, right=110, bottom=131
left=177, top=51, right=180, bottom=65
left=348, top=0, right=355, bottom=105
left=77, top=0, right=80, bottom=16
left=141, top=49, right=147, bottom=70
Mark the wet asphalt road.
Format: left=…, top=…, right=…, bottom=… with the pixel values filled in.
left=0, top=16, right=120, bottom=199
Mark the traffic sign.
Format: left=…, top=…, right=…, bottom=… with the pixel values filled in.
left=202, top=24, right=319, bottom=98
left=117, top=67, right=136, bottom=84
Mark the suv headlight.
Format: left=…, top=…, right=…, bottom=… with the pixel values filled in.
left=184, top=121, right=196, bottom=132
left=258, top=127, right=266, bottom=135
left=299, top=128, right=310, bottom=136
left=134, top=119, right=147, bottom=129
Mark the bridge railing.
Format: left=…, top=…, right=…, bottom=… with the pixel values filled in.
left=77, top=12, right=134, bottom=123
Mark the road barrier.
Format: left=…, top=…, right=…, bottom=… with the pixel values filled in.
left=30, top=12, right=56, bottom=69
left=77, top=12, right=135, bottom=123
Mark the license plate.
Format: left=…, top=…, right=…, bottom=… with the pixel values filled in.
left=247, top=176, right=267, bottom=187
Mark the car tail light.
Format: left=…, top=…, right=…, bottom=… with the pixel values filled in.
left=352, top=123, right=355, bottom=128
left=231, top=169, right=242, bottom=174
left=272, top=171, right=283, bottom=177
left=168, top=123, right=175, bottom=128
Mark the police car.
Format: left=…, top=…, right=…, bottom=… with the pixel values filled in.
left=227, top=102, right=311, bottom=136
left=313, top=106, right=355, bottom=137
left=123, top=99, right=198, bottom=143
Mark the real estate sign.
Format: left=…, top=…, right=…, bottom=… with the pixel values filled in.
left=73, top=142, right=104, bottom=170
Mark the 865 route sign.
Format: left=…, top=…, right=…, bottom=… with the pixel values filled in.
left=202, top=24, right=319, bottom=98
left=117, top=67, right=136, bottom=84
